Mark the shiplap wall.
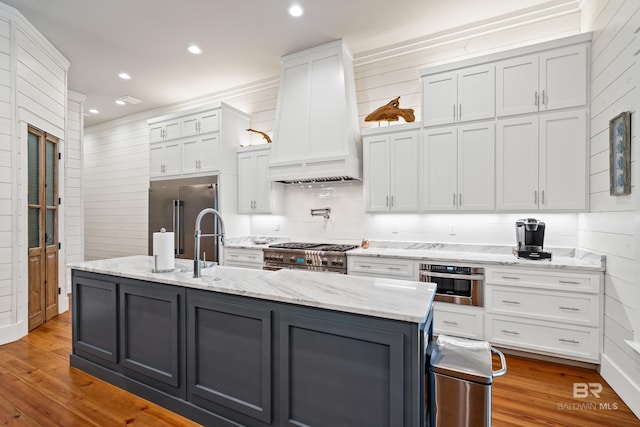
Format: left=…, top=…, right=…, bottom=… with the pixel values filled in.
left=0, top=17, right=12, bottom=327
left=0, top=3, right=70, bottom=345
left=84, top=5, right=582, bottom=260
left=580, top=0, right=640, bottom=418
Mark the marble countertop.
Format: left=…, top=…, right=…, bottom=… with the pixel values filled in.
left=349, top=241, right=605, bottom=272
left=68, top=256, right=436, bottom=324
left=224, top=236, right=289, bottom=249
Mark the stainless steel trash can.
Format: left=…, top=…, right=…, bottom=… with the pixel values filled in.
left=429, top=335, right=507, bottom=427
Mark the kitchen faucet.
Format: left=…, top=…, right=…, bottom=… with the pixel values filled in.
left=193, top=208, right=226, bottom=278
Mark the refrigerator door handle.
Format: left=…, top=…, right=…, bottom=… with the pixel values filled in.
left=173, top=200, right=179, bottom=255
left=176, top=200, right=184, bottom=255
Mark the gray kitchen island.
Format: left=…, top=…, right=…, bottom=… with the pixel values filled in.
left=69, top=256, right=436, bottom=427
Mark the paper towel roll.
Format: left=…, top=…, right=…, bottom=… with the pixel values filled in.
left=153, top=229, right=175, bottom=272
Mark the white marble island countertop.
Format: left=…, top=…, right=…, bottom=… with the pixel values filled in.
left=68, top=255, right=436, bottom=324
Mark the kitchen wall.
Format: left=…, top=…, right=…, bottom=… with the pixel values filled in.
left=84, top=4, right=582, bottom=259
left=0, top=3, right=70, bottom=344
left=580, top=0, right=640, bottom=418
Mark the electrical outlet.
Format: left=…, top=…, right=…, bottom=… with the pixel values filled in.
left=275, top=222, right=280, bottom=232
left=392, top=223, right=399, bottom=234
left=449, top=225, right=456, bottom=236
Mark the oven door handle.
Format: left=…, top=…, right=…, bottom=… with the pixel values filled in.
left=420, top=271, right=484, bottom=281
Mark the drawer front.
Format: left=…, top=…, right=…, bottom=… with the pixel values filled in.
left=433, top=303, right=484, bottom=339
left=486, top=315, right=599, bottom=361
left=486, top=286, right=599, bottom=327
left=223, top=248, right=264, bottom=266
left=485, top=267, right=600, bottom=293
left=348, top=256, right=417, bottom=279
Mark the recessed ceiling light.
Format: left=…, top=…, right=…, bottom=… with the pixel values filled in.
left=118, top=72, right=131, bottom=80
left=115, top=100, right=126, bottom=105
left=188, top=45, right=202, bottom=55
left=88, top=109, right=99, bottom=114
left=288, top=4, right=304, bottom=17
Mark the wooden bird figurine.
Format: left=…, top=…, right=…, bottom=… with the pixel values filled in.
left=246, top=128, right=272, bottom=143
left=364, top=96, right=415, bottom=123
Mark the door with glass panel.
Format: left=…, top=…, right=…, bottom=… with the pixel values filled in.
left=27, top=127, right=59, bottom=331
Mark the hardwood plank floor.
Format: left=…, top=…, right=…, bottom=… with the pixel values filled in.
left=0, top=310, right=638, bottom=426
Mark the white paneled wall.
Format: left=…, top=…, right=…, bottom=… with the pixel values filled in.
left=580, top=0, right=640, bottom=418
left=0, top=17, right=12, bottom=327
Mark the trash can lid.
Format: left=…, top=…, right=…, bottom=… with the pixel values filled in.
left=430, top=335, right=493, bottom=385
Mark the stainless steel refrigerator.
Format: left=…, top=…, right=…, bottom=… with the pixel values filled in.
left=148, top=176, right=219, bottom=263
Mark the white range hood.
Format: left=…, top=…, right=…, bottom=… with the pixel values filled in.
left=268, top=40, right=362, bottom=183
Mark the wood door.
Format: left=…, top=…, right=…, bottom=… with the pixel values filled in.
left=28, top=127, right=59, bottom=331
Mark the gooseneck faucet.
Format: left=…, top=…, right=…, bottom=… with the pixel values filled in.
left=193, top=208, right=226, bottom=278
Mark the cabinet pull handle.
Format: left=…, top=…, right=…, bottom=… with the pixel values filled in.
left=459, top=193, right=462, bottom=207
left=558, top=338, right=580, bottom=344
left=501, top=276, right=520, bottom=280
left=534, top=190, right=538, bottom=205
left=360, top=264, right=372, bottom=268
left=443, top=320, right=459, bottom=325
left=534, top=91, right=538, bottom=107
left=559, top=306, right=580, bottom=311
left=501, top=329, right=520, bottom=335
left=390, top=195, right=394, bottom=207
left=453, top=193, right=456, bottom=206
left=453, top=104, right=456, bottom=121
left=388, top=267, right=401, bottom=270
left=459, top=104, right=462, bottom=121
left=541, top=190, right=545, bottom=205
left=542, top=90, right=547, bottom=105
left=559, top=280, right=580, bottom=285
left=386, top=195, right=389, bottom=207
left=502, top=300, right=521, bottom=305
left=228, top=254, right=239, bottom=258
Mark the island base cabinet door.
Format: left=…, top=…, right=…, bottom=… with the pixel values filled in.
left=119, top=283, right=186, bottom=398
left=72, top=272, right=118, bottom=367
left=187, top=293, right=273, bottom=425
left=279, top=313, right=405, bottom=427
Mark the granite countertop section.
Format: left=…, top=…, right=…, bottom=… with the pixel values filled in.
left=68, top=255, right=435, bottom=324
left=224, top=236, right=289, bottom=249
left=351, top=241, right=605, bottom=272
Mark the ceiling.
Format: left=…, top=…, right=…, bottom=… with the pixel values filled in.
left=3, top=0, right=563, bottom=127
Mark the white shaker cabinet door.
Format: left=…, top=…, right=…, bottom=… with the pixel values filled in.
left=539, top=110, right=587, bottom=211
left=164, top=142, right=182, bottom=176
left=363, top=135, right=391, bottom=212
left=458, top=64, right=495, bottom=123
left=237, top=152, right=255, bottom=213
left=496, top=116, right=539, bottom=211
left=422, top=71, right=457, bottom=126
left=389, top=132, right=419, bottom=212
left=253, top=149, right=273, bottom=212
left=458, top=122, right=495, bottom=211
left=496, top=54, right=539, bottom=117
left=539, top=45, right=588, bottom=112
left=422, top=127, right=458, bottom=210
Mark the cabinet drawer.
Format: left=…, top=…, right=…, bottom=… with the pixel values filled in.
left=486, top=286, right=599, bottom=327
left=347, top=256, right=417, bottom=280
left=223, top=248, right=263, bottom=266
left=486, top=315, right=599, bottom=362
left=485, top=267, right=600, bottom=293
left=433, top=303, right=483, bottom=339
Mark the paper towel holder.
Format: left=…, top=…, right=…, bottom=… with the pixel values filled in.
left=152, top=228, right=175, bottom=273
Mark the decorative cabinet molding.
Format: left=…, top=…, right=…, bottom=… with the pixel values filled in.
left=237, top=145, right=283, bottom=214
left=422, top=122, right=495, bottom=211
left=148, top=102, right=249, bottom=180
left=363, top=124, right=420, bottom=212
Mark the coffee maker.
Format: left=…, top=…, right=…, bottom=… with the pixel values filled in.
left=515, top=218, right=552, bottom=260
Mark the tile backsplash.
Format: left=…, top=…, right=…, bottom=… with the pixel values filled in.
left=249, top=182, right=579, bottom=247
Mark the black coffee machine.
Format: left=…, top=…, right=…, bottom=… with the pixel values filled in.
left=515, top=218, right=552, bottom=260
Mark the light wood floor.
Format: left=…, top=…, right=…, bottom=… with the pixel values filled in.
left=0, top=311, right=638, bottom=426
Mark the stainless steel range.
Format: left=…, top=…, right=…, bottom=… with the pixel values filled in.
left=263, top=242, right=358, bottom=273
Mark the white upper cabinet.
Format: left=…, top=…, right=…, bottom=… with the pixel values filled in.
left=422, top=64, right=495, bottom=127
left=422, top=122, right=494, bottom=211
left=496, top=110, right=587, bottom=211
left=496, top=44, right=587, bottom=117
left=363, top=125, right=419, bottom=212
left=148, top=102, right=249, bottom=180
left=238, top=145, right=282, bottom=214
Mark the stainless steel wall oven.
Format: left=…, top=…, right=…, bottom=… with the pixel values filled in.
left=419, top=264, right=484, bottom=307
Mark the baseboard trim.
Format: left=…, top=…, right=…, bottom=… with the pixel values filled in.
left=0, top=320, right=27, bottom=346
left=600, top=353, right=640, bottom=419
